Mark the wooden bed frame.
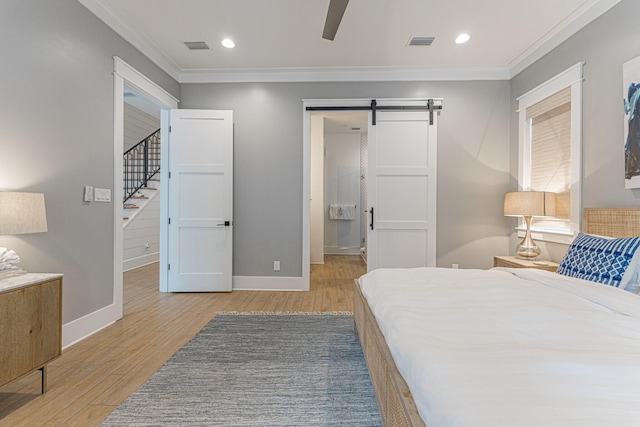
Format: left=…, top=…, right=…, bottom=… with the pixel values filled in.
left=354, top=207, right=640, bottom=427
left=354, top=280, right=426, bottom=426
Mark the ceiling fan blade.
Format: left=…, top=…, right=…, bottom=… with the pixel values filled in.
left=322, top=0, right=349, bottom=41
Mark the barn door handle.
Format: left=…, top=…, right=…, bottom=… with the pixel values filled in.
left=369, top=207, right=374, bottom=230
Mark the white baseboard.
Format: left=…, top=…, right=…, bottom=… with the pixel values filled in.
left=124, top=252, right=160, bottom=272
left=62, top=302, right=121, bottom=349
left=233, top=275, right=308, bottom=291
left=62, top=274, right=305, bottom=348
left=324, top=247, right=360, bottom=255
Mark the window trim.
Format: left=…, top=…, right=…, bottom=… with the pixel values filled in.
left=516, top=62, right=583, bottom=245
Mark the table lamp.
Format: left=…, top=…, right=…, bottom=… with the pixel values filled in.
left=0, top=192, right=48, bottom=277
left=504, top=191, right=555, bottom=259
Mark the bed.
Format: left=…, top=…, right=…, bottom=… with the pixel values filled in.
left=354, top=208, right=640, bottom=427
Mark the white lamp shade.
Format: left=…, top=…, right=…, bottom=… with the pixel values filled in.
left=0, top=192, right=48, bottom=235
left=504, top=191, right=556, bottom=217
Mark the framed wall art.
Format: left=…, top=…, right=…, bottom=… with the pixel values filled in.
left=623, top=55, right=640, bottom=189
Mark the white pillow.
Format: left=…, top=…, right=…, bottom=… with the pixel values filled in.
left=622, top=248, right=640, bottom=293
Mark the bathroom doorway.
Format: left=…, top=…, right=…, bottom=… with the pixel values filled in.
left=310, top=111, right=368, bottom=265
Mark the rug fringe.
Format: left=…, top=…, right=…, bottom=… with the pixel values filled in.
left=215, top=311, right=353, bottom=316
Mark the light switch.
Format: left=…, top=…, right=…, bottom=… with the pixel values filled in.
left=95, top=188, right=111, bottom=202
left=83, top=186, right=94, bottom=202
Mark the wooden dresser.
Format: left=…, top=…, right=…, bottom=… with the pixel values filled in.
left=0, top=273, right=63, bottom=393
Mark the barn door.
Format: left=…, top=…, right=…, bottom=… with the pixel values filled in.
left=367, top=110, right=437, bottom=271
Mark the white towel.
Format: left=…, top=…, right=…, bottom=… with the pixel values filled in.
left=341, top=205, right=356, bottom=220
left=329, top=205, right=341, bottom=220
left=329, top=205, right=356, bottom=220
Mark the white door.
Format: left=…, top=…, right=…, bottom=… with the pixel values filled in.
left=367, top=111, right=437, bottom=271
left=166, top=109, right=233, bottom=292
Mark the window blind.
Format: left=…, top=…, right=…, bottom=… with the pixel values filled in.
left=526, top=87, right=571, bottom=228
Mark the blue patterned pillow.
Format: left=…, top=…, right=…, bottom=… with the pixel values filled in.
left=556, top=233, right=640, bottom=288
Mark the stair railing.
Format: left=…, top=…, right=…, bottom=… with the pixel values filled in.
left=123, top=129, right=161, bottom=202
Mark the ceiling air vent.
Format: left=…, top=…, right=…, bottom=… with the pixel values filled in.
left=184, top=41, right=210, bottom=50
left=408, top=36, right=435, bottom=47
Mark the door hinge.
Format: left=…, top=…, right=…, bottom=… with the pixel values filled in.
left=168, top=218, right=171, bottom=225
left=168, top=171, right=172, bottom=179
left=169, top=125, right=172, bottom=132
left=168, top=263, right=171, bottom=271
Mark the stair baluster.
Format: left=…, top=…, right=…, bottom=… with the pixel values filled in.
left=123, top=128, right=161, bottom=203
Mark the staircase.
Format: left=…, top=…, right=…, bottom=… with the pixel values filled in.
left=123, top=129, right=161, bottom=228
left=123, top=182, right=159, bottom=227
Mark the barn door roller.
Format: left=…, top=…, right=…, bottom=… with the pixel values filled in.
left=305, top=99, right=443, bottom=125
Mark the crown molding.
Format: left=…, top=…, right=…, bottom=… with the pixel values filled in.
left=77, top=0, right=181, bottom=81
left=508, top=0, right=621, bottom=78
left=78, top=0, right=620, bottom=84
left=178, top=65, right=510, bottom=83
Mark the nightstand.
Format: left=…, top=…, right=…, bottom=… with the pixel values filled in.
left=493, top=255, right=559, bottom=272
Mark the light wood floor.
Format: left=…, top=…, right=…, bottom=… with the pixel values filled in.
left=0, top=255, right=366, bottom=426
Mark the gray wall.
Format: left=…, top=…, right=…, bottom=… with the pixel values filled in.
left=510, top=0, right=640, bottom=261
left=181, top=80, right=511, bottom=274
left=0, top=0, right=179, bottom=323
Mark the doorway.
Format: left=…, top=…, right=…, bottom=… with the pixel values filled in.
left=310, top=111, right=369, bottom=265
left=122, top=84, right=161, bottom=272
left=302, top=98, right=439, bottom=289
left=113, top=57, right=178, bottom=320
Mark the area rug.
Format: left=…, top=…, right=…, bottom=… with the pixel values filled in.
left=101, top=314, right=382, bottom=426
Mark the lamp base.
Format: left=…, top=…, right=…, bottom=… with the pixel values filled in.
left=515, top=215, right=541, bottom=260
left=515, top=245, right=541, bottom=260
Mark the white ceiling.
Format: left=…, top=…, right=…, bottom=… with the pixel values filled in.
left=321, top=111, right=369, bottom=134
left=79, top=0, right=620, bottom=83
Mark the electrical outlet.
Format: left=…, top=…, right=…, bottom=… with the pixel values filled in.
left=452, top=263, right=459, bottom=269
left=274, top=261, right=280, bottom=271
left=84, top=186, right=94, bottom=202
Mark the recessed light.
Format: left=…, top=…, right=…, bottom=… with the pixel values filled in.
left=455, top=33, right=470, bottom=44
left=221, top=38, right=235, bottom=49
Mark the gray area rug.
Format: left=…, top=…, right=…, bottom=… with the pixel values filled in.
left=101, top=314, right=382, bottom=426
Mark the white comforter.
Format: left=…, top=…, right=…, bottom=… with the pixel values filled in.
left=358, top=267, right=640, bottom=427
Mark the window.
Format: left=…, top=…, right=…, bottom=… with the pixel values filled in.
left=517, top=63, right=583, bottom=244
